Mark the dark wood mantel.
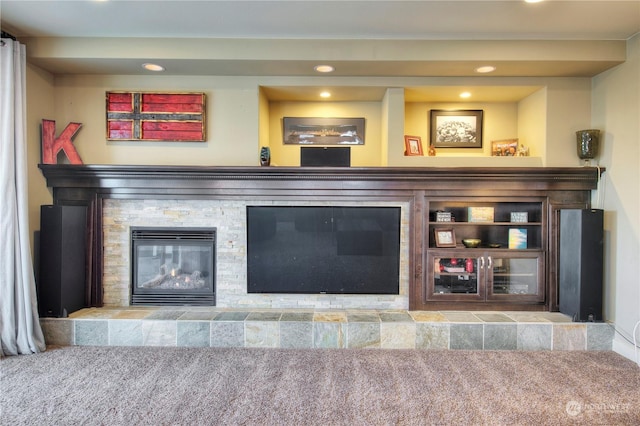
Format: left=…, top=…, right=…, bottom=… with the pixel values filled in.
left=40, top=164, right=601, bottom=193
left=39, top=164, right=602, bottom=310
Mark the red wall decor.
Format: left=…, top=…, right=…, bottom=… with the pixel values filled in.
left=106, top=92, right=206, bottom=141
left=41, top=119, right=83, bottom=164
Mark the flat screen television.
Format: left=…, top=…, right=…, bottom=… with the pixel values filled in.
left=247, top=206, right=400, bottom=294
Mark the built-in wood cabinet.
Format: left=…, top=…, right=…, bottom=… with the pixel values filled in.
left=38, top=164, right=602, bottom=311
left=426, top=249, right=545, bottom=304
left=425, top=198, right=545, bottom=305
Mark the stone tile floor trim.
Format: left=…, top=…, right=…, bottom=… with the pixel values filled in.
left=39, top=308, right=615, bottom=351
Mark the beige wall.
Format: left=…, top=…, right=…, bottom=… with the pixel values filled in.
left=404, top=101, right=520, bottom=157
left=517, top=87, right=547, bottom=159
left=592, top=33, right=640, bottom=360
left=267, top=101, right=383, bottom=167
left=25, top=72, right=596, bottom=242
left=26, top=64, right=55, bottom=253
left=51, top=75, right=260, bottom=166
left=544, top=78, right=594, bottom=167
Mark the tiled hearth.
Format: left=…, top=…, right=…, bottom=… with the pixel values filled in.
left=40, top=308, right=614, bottom=351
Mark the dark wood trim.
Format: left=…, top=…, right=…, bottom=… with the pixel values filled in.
left=39, top=164, right=602, bottom=190
left=38, top=164, right=602, bottom=311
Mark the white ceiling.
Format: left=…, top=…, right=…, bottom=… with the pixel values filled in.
left=1, top=1, right=639, bottom=101
left=2, top=0, right=639, bottom=41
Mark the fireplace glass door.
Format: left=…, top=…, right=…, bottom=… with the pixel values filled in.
left=131, top=227, right=215, bottom=306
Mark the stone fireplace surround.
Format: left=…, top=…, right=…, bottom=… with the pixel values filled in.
left=39, top=164, right=601, bottom=312
left=103, top=198, right=410, bottom=309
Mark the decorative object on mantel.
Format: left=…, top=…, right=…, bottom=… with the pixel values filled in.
left=491, top=139, right=518, bottom=156
left=259, top=147, right=271, bottom=166
left=517, top=144, right=530, bottom=156
left=403, top=135, right=423, bottom=156
left=428, top=144, right=436, bottom=156
left=41, top=119, right=83, bottom=164
left=283, top=117, right=365, bottom=145
left=576, top=129, right=600, bottom=166
left=430, top=109, right=483, bottom=148
left=106, top=91, right=206, bottom=141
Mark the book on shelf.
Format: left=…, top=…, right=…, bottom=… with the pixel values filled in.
left=508, top=228, right=527, bottom=249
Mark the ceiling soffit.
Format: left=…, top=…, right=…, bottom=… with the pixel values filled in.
left=22, top=38, right=627, bottom=78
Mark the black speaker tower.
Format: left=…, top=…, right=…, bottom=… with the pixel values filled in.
left=38, top=205, right=87, bottom=317
left=559, top=209, right=604, bottom=322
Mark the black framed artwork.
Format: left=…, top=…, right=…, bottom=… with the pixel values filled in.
left=430, top=109, right=483, bottom=148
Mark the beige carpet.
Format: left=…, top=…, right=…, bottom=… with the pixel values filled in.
left=1, top=346, right=639, bottom=425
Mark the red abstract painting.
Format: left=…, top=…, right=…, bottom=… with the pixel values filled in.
left=106, top=92, right=206, bottom=141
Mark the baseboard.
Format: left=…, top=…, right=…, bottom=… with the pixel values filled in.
left=612, top=336, right=639, bottom=364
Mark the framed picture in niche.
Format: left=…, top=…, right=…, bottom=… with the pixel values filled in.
left=404, top=135, right=423, bottom=156
left=492, top=139, right=519, bottom=156
left=430, top=109, right=483, bottom=148
left=283, top=117, right=365, bottom=145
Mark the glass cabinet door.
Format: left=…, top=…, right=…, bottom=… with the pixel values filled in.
left=487, top=252, right=544, bottom=301
left=428, top=252, right=484, bottom=301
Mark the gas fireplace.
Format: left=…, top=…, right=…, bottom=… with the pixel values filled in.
left=130, top=227, right=216, bottom=306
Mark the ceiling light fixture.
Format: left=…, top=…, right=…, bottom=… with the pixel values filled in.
left=142, top=63, right=165, bottom=72
left=314, top=65, right=335, bottom=73
left=459, top=92, right=471, bottom=99
left=524, top=0, right=544, bottom=3
left=475, top=65, right=496, bottom=74
left=320, top=91, right=331, bottom=98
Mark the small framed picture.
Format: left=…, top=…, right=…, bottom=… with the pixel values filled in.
left=491, top=139, right=519, bottom=156
left=510, top=212, right=529, bottom=223
left=435, top=228, right=456, bottom=248
left=404, top=135, right=423, bottom=156
left=430, top=109, right=483, bottom=148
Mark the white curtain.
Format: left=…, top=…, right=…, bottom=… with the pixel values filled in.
left=0, top=38, right=46, bottom=355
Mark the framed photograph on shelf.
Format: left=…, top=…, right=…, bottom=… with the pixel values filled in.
left=404, top=135, right=424, bottom=156
left=434, top=228, right=456, bottom=248
left=510, top=212, right=529, bottom=223
left=491, top=139, right=519, bottom=156
left=430, top=109, right=483, bottom=148
left=283, top=117, right=365, bottom=145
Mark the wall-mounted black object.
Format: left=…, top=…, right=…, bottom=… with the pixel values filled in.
left=559, top=209, right=604, bottom=322
left=38, top=205, right=87, bottom=317
left=247, top=206, right=400, bottom=294
left=300, top=147, right=350, bottom=167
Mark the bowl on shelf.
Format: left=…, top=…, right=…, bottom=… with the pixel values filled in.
left=462, top=238, right=481, bottom=248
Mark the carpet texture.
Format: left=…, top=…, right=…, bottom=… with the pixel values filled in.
left=1, top=346, right=639, bottom=425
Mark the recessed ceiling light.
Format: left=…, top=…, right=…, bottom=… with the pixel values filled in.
left=320, top=91, right=331, bottom=98
left=524, top=0, right=544, bottom=3
left=475, top=65, right=496, bottom=74
left=314, top=65, right=335, bottom=73
left=459, top=92, right=471, bottom=99
left=142, top=63, right=165, bottom=72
